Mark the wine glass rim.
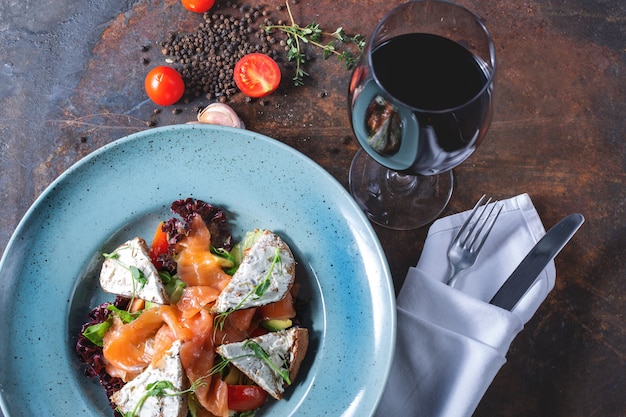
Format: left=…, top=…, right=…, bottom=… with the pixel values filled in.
left=368, top=0, right=496, bottom=114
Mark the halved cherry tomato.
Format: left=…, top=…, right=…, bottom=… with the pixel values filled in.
left=233, top=53, right=281, bottom=98
left=228, top=385, right=268, bottom=411
left=181, top=0, right=215, bottom=13
left=144, top=66, right=185, bottom=106
left=149, top=222, right=169, bottom=269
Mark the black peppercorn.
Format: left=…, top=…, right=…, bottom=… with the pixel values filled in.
left=159, top=5, right=278, bottom=102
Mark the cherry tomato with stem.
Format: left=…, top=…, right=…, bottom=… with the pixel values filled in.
left=233, top=53, right=281, bottom=98
left=181, top=0, right=215, bottom=13
left=227, top=385, right=268, bottom=411
left=144, top=66, right=185, bottom=106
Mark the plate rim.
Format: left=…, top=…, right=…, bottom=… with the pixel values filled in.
left=0, top=124, right=397, bottom=417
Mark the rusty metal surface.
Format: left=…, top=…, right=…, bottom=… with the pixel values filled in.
left=1, top=0, right=624, bottom=415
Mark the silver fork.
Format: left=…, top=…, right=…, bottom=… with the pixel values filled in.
left=446, top=195, right=503, bottom=287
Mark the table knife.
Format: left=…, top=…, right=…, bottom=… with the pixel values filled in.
left=489, top=213, right=584, bottom=311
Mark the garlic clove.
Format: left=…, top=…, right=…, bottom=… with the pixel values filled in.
left=197, top=102, right=245, bottom=129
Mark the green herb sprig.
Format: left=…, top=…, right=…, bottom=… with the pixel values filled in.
left=214, top=247, right=282, bottom=332
left=263, top=1, right=366, bottom=86
left=103, top=247, right=148, bottom=303
left=118, top=377, right=207, bottom=417
left=243, top=340, right=291, bottom=385
left=210, top=340, right=291, bottom=386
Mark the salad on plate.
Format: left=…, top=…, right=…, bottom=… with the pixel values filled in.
left=75, top=198, right=309, bottom=417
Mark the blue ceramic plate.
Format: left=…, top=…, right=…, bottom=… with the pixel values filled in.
left=0, top=124, right=396, bottom=417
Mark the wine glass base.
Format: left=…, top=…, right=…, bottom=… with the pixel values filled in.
left=349, top=149, right=453, bottom=230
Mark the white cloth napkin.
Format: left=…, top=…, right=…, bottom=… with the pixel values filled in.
left=374, top=193, right=556, bottom=417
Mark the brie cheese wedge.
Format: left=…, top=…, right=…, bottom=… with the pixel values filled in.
left=111, top=340, right=188, bottom=417
left=213, top=230, right=295, bottom=313
left=99, top=237, right=169, bottom=304
left=216, top=327, right=309, bottom=400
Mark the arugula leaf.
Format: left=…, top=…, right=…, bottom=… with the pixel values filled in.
left=107, top=304, right=141, bottom=324
left=211, top=246, right=238, bottom=275
left=82, top=302, right=144, bottom=347
left=82, top=320, right=111, bottom=347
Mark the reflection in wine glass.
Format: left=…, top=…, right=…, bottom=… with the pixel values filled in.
left=348, top=0, right=496, bottom=230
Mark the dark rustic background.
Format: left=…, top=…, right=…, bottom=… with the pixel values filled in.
left=1, top=0, right=624, bottom=415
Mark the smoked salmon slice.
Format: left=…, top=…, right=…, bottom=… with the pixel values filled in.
left=176, top=215, right=233, bottom=289
left=103, top=307, right=165, bottom=381
left=258, top=290, right=296, bottom=321
left=177, top=285, right=221, bottom=319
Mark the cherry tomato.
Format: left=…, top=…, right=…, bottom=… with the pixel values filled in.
left=181, top=0, right=215, bottom=13
left=233, top=53, right=281, bottom=98
left=144, top=66, right=185, bottom=106
left=149, top=222, right=169, bottom=269
left=228, top=385, right=268, bottom=411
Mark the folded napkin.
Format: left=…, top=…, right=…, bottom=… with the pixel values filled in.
left=374, top=193, right=556, bottom=417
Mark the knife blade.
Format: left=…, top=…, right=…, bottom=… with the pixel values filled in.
left=489, top=213, right=584, bottom=311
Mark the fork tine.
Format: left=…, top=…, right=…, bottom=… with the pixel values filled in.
left=461, top=196, right=493, bottom=246
left=447, top=195, right=502, bottom=287
left=454, top=194, right=487, bottom=246
left=470, top=201, right=503, bottom=252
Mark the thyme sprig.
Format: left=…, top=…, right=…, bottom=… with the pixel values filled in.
left=263, top=1, right=366, bottom=86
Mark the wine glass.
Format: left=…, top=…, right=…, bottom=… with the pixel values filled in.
left=348, top=0, right=496, bottom=230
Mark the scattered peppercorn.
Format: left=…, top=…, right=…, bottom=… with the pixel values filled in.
left=160, top=5, right=279, bottom=102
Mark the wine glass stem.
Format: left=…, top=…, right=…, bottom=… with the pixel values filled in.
left=385, top=170, right=418, bottom=195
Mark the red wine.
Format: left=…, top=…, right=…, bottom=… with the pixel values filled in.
left=372, top=33, right=487, bottom=111
left=359, top=33, right=493, bottom=174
